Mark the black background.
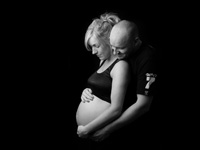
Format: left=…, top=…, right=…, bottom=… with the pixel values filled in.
left=8, top=1, right=197, bottom=149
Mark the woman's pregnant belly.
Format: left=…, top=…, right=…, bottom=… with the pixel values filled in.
left=76, top=95, right=110, bottom=126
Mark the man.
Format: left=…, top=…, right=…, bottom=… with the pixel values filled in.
left=81, top=20, right=159, bottom=149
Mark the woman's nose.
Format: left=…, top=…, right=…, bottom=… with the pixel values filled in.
left=92, top=49, right=97, bottom=55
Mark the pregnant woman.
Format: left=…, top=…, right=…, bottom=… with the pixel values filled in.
left=76, top=12, right=130, bottom=138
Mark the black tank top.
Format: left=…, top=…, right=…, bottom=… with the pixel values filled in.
left=86, top=59, right=120, bottom=103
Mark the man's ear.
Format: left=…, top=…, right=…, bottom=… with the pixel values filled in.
left=135, top=37, right=139, bottom=43
left=134, top=37, right=141, bottom=47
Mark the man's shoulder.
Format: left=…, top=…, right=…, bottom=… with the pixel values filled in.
left=140, top=42, right=156, bottom=54
left=128, top=43, right=155, bottom=61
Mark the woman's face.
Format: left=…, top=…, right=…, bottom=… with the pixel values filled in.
left=88, top=35, right=111, bottom=60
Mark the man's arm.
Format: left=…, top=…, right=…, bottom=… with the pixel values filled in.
left=91, top=94, right=152, bottom=141
left=106, top=94, right=152, bottom=131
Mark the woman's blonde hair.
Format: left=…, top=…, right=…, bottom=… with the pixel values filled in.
left=84, top=12, right=121, bottom=51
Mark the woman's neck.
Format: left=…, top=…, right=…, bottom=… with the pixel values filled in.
left=106, top=54, right=118, bottom=62
left=99, top=55, right=118, bottom=72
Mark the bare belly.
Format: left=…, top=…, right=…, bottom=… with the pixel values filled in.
left=76, top=96, right=110, bottom=126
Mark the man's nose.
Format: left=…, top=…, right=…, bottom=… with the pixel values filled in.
left=111, top=47, right=117, bottom=55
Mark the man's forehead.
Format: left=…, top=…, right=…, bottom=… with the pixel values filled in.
left=110, top=34, right=128, bottom=48
left=110, top=42, right=126, bottom=49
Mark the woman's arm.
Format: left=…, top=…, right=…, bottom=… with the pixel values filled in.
left=77, top=60, right=130, bottom=137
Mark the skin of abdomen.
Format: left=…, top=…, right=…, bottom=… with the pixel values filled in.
left=76, top=95, right=110, bottom=126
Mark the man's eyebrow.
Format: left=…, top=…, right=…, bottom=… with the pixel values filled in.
left=110, top=44, right=125, bottom=49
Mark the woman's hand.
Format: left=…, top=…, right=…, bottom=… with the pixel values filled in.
left=81, top=88, right=94, bottom=103
left=77, top=125, right=89, bottom=138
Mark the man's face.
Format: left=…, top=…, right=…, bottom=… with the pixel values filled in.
left=109, top=26, right=132, bottom=59
left=110, top=43, right=130, bottom=59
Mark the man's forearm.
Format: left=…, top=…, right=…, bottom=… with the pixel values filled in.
left=105, top=101, right=150, bottom=134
